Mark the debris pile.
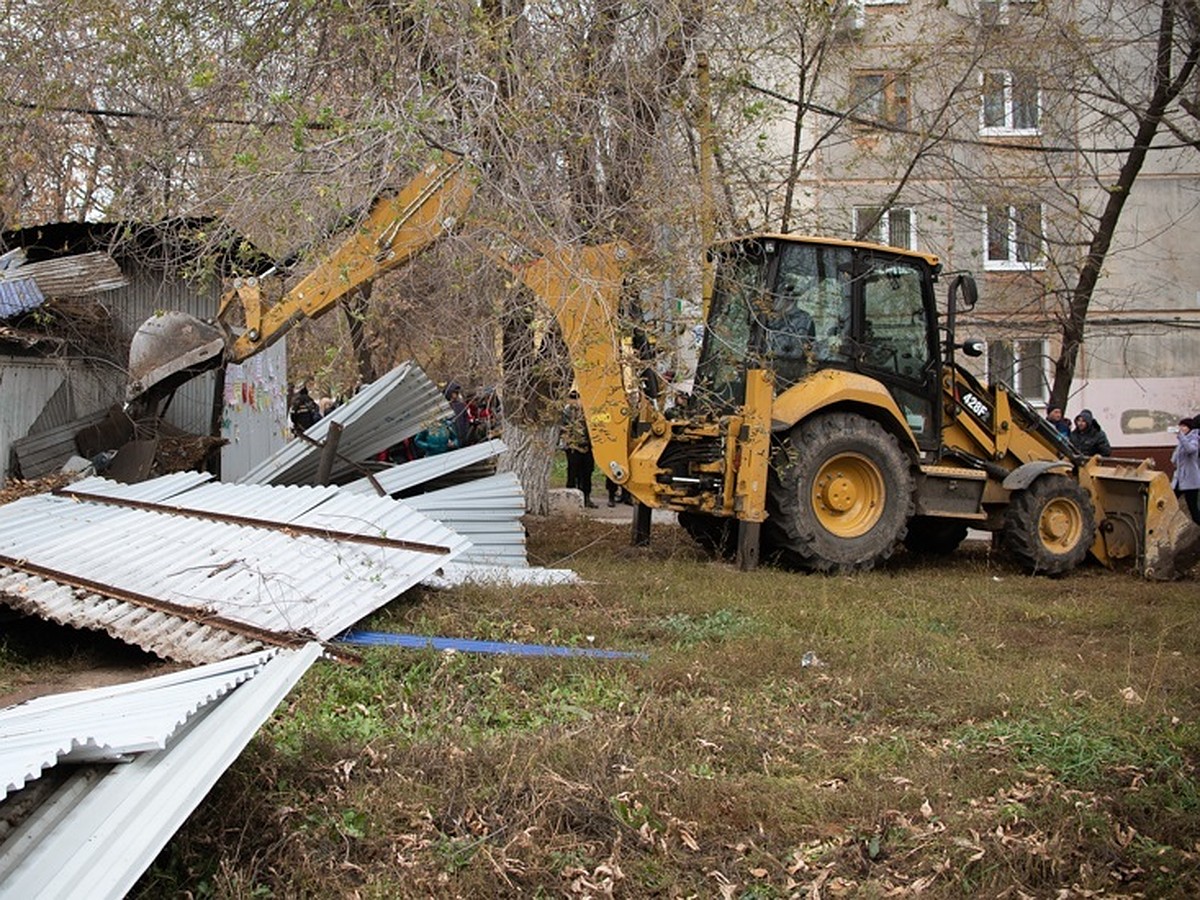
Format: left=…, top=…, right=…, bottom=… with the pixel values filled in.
left=0, top=360, right=585, bottom=897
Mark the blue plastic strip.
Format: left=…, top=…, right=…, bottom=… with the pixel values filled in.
left=337, top=629, right=647, bottom=661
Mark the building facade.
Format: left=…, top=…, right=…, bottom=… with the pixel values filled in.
left=738, top=0, right=1200, bottom=460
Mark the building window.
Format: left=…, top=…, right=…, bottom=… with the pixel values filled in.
left=851, top=71, right=910, bottom=128
left=980, top=0, right=1035, bottom=26
left=981, top=70, right=1039, bottom=134
left=854, top=206, right=916, bottom=249
left=985, top=203, right=1044, bottom=269
left=987, top=339, right=1049, bottom=402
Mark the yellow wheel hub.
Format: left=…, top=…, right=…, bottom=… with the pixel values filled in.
left=1038, top=497, right=1083, bottom=553
left=811, top=452, right=886, bottom=538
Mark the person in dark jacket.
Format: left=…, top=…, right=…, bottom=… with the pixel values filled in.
left=445, top=381, right=472, bottom=447
left=1068, top=409, right=1111, bottom=457
left=1046, top=406, right=1071, bottom=439
left=561, top=390, right=597, bottom=508
left=289, top=385, right=321, bottom=435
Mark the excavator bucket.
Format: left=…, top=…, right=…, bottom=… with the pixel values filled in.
left=1079, top=458, right=1200, bottom=580
left=126, top=311, right=227, bottom=402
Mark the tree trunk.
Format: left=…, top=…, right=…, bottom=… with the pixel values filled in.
left=342, top=284, right=377, bottom=387
left=1048, top=0, right=1198, bottom=408
left=499, top=421, right=558, bottom=515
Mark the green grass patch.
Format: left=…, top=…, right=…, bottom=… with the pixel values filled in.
left=4, top=513, right=1194, bottom=897
left=955, top=712, right=1196, bottom=789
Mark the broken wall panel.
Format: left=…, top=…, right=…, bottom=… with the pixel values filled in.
left=239, top=362, right=450, bottom=486
left=0, top=358, right=122, bottom=485
left=341, top=438, right=506, bottom=498
left=0, top=650, right=277, bottom=801
left=0, top=473, right=471, bottom=662
left=0, top=644, right=322, bottom=900
left=9, top=410, right=109, bottom=480
left=403, top=473, right=529, bottom=567
left=0, top=567, right=263, bottom=665
left=0, top=251, right=127, bottom=299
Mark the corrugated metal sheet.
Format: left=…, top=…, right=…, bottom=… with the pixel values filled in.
left=219, top=341, right=289, bottom=482
left=0, top=358, right=122, bottom=482
left=239, top=362, right=450, bottom=486
left=0, top=643, right=322, bottom=900
left=0, top=566, right=266, bottom=665
left=0, top=473, right=470, bottom=662
left=25, top=381, right=73, bottom=435
left=404, top=473, right=528, bottom=567
left=0, top=251, right=126, bottom=298
left=10, top=409, right=110, bottom=480
left=0, top=359, right=72, bottom=484
left=0, top=650, right=278, bottom=800
left=342, top=438, right=507, bottom=497
left=0, top=279, right=45, bottom=318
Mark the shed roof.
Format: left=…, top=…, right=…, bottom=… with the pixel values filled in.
left=0, top=471, right=470, bottom=662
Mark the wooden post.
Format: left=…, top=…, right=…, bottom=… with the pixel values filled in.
left=316, top=421, right=344, bottom=485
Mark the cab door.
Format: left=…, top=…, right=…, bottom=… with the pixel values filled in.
left=851, top=254, right=942, bottom=451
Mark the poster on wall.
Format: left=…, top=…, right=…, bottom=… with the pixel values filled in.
left=220, top=340, right=289, bottom=481
left=1072, top=376, right=1200, bottom=450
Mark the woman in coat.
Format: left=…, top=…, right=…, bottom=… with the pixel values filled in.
left=1170, top=417, right=1200, bottom=524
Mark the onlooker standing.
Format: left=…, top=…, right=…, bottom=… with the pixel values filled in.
left=289, top=385, right=321, bottom=436
left=1046, top=406, right=1070, bottom=439
left=1068, top=409, right=1111, bottom=457
left=561, top=390, right=597, bottom=508
left=606, top=476, right=632, bottom=508
left=1170, top=417, right=1200, bottom=524
left=445, top=381, right=472, bottom=447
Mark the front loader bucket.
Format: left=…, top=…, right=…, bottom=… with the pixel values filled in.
left=1081, top=458, right=1200, bottom=580
left=126, top=311, right=227, bottom=402
left=1143, top=498, right=1200, bottom=581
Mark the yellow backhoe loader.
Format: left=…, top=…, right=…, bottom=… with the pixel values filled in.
left=126, top=153, right=1200, bottom=579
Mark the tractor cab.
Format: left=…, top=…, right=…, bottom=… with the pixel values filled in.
left=694, top=235, right=945, bottom=450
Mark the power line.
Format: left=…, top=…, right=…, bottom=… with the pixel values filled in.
left=738, top=79, right=1200, bottom=155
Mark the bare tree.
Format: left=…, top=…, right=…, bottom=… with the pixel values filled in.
left=1046, top=0, right=1200, bottom=408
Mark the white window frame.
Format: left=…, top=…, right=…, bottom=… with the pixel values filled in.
left=983, top=203, right=1045, bottom=270
left=854, top=206, right=917, bottom=249
left=986, top=338, right=1050, bottom=403
left=979, top=70, right=1041, bottom=136
left=979, top=0, right=1035, bottom=26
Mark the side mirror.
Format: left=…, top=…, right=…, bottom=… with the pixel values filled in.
left=949, top=273, right=978, bottom=312
left=960, top=339, right=985, bottom=358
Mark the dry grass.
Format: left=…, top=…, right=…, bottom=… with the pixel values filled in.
left=6, top=513, right=1198, bottom=897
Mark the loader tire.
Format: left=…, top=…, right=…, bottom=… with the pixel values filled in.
left=903, top=516, right=969, bottom=556
left=1003, top=475, right=1095, bottom=575
left=766, top=413, right=914, bottom=573
left=678, top=512, right=738, bottom=560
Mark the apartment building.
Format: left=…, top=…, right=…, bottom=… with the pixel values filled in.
left=744, top=0, right=1200, bottom=459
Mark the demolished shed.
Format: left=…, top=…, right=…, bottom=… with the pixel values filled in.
left=0, top=219, right=282, bottom=485
left=0, top=472, right=470, bottom=663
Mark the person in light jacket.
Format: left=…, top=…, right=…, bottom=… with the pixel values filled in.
left=1170, top=417, right=1200, bottom=524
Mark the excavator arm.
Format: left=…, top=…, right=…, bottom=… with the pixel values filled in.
left=126, top=153, right=475, bottom=400
left=125, top=150, right=646, bottom=495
